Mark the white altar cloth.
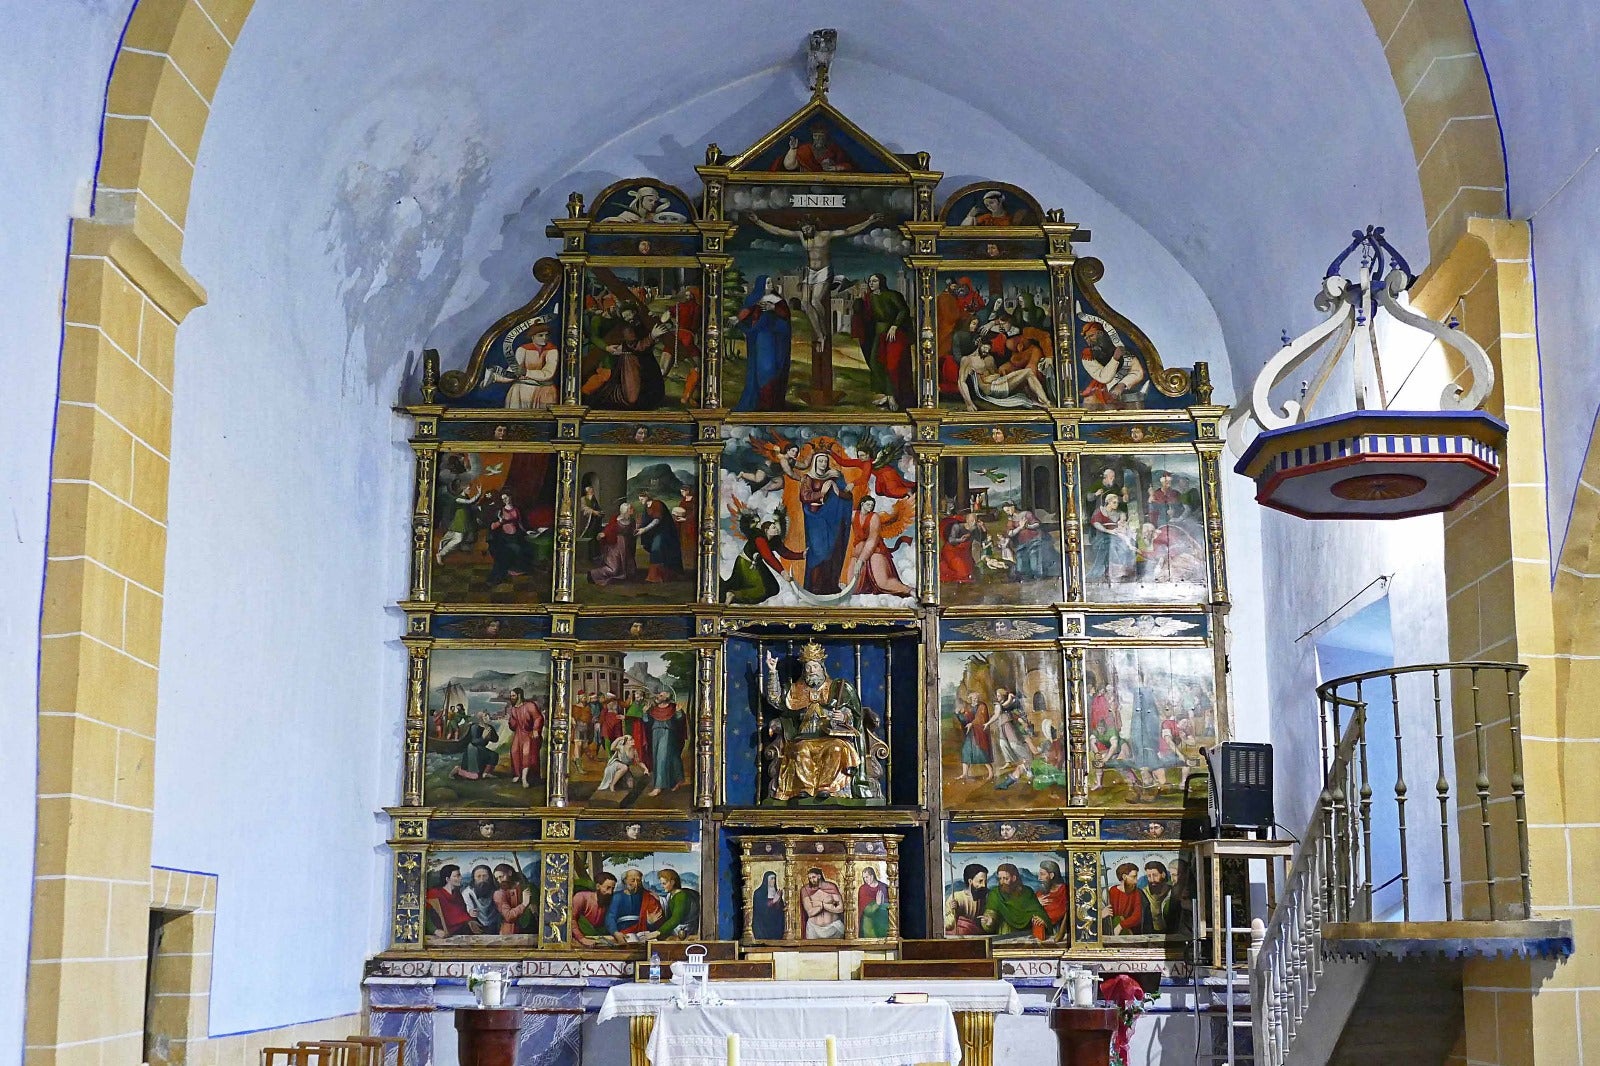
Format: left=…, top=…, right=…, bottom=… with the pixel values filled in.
left=645, top=1002, right=962, bottom=1066
left=598, top=979, right=1020, bottom=1022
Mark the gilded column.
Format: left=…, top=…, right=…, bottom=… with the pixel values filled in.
left=914, top=263, right=939, bottom=409
left=696, top=443, right=722, bottom=603
left=694, top=644, right=718, bottom=809
left=1199, top=448, right=1230, bottom=604
left=913, top=441, right=942, bottom=606
left=844, top=852, right=859, bottom=940
left=1057, top=440, right=1084, bottom=603
left=1065, top=647, right=1086, bottom=805
left=547, top=647, right=573, bottom=807
left=700, top=260, right=725, bottom=408
left=553, top=193, right=589, bottom=408
left=1047, top=260, right=1076, bottom=407
left=552, top=446, right=580, bottom=602
left=404, top=642, right=429, bottom=805
left=953, top=1011, right=996, bottom=1066
left=409, top=446, right=436, bottom=603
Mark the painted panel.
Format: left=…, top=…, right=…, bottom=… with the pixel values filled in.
left=432, top=449, right=558, bottom=604
left=1079, top=452, right=1208, bottom=604
left=423, top=850, right=541, bottom=946
left=718, top=424, right=917, bottom=607
left=575, top=453, right=698, bottom=605
left=939, top=648, right=1068, bottom=811
left=424, top=647, right=552, bottom=808
left=570, top=849, right=702, bottom=947
left=938, top=453, right=1063, bottom=606
left=1083, top=645, right=1217, bottom=806
left=724, top=184, right=915, bottom=412
left=567, top=648, right=695, bottom=813
left=942, top=850, right=1071, bottom=944
left=935, top=270, right=1057, bottom=411
left=579, top=265, right=702, bottom=411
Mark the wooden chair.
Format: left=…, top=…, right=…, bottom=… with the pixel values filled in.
left=295, top=1040, right=375, bottom=1066
left=342, top=1035, right=406, bottom=1066
left=262, top=1048, right=330, bottom=1066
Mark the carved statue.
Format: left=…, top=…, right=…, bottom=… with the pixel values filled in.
left=761, top=641, right=886, bottom=803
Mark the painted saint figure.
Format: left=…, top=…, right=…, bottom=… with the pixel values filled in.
left=504, top=687, right=544, bottom=789
left=979, top=862, right=1051, bottom=941
left=741, top=211, right=880, bottom=358
left=750, top=870, right=787, bottom=940
left=733, top=275, right=793, bottom=412
left=587, top=501, right=638, bottom=586
left=650, top=868, right=700, bottom=940
left=844, top=497, right=914, bottom=596
left=858, top=867, right=890, bottom=938
left=1036, top=860, right=1069, bottom=939
left=572, top=872, right=617, bottom=947
left=722, top=513, right=804, bottom=604
left=635, top=492, right=683, bottom=582
left=608, top=185, right=688, bottom=224
left=1104, top=862, right=1145, bottom=935
left=769, top=124, right=857, bottom=173
left=426, top=865, right=475, bottom=938
left=945, top=864, right=988, bottom=937
left=786, top=452, right=853, bottom=595
left=450, top=711, right=500, bottom=781
left=605, top=868, right=665, bottom=942
left=800, top=867, right=845, bottom=939
left=760, top=641, right=885, bottom=803
left=491, top=863, right=534, bottom=935
left=1079, top=316, right=1148, bottom=408
left=854, top=272, right=915, bottom=411
left=491, top=318, right=559, bottom=410
left=644, top=691, right=686, bottom=797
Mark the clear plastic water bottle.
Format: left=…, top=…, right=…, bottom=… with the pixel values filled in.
left=648, top=951, right=662, bottom=983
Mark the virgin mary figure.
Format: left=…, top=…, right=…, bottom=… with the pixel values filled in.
left=733, top=275, right=793, bottom=411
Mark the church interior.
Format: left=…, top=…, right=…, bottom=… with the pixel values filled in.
left=4, top=3, right=1599, bottom=1065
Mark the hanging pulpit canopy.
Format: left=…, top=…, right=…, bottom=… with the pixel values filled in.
left=1229, top=226, right=1506, bottom=520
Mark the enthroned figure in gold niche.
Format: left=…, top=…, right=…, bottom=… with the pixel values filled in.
left=761, top=641, right=886, bottom=804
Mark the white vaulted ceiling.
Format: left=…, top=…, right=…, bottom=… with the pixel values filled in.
left=185, top=0, right=1426, bottom=400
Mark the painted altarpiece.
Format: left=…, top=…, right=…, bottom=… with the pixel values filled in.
left=379, top=77, right=1233, bottom=975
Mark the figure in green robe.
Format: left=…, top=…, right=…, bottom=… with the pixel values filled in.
left=858, top=867, right=891, bottom=938
left=979, top=862, right=1050, bottom=941
left=650, top=868, right=701, bottom=940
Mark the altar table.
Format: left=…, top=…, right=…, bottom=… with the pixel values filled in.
left=600, top=980, right=1019, bottom=1066
left=646, top=1002, right=961, bottom=1066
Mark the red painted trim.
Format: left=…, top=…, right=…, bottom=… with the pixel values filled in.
left=1253, top=453, right=1501, bottom=520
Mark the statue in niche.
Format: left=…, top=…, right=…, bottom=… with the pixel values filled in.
left=760, top=641, right=887, bottom=804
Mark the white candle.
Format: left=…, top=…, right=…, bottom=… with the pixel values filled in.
left=727, top=1033, right=738, bottom=1066
left=824, top=1035, right=837, bottom=1066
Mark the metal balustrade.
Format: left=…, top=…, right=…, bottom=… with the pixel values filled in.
left=1251, top=662, right=1531, bottom=1066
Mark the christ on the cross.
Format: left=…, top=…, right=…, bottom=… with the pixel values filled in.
left=740, top=211, right=881, bottom=404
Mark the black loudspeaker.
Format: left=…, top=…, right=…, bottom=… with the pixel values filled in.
left=1204, top=743, right=1274, bottom=832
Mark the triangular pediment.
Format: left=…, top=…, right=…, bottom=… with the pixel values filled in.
left=726, top=97, right=921, bottom=177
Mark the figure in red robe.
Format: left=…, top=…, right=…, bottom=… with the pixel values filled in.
left=1105, top=863, right=1146, bottom=935
left=769, top=124, right=857, bottom=172
left=939, top=512, right=980, bottom=583
left=1036, top=860, right=1069, bottom=935
left=505, top=689, right=544, bottom=789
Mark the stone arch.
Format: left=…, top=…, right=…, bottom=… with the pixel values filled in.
left=22, top=0, right=1514, bottom=1057
left=25, top=1, right=252, bottom=1060
left=1362, top=0, right=1510, bottom=266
